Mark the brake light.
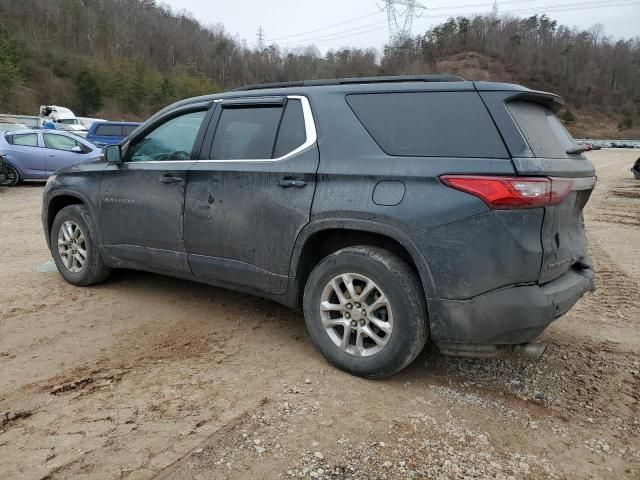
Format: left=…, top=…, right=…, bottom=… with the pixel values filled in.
left=440, top=175, right=573, bottom=209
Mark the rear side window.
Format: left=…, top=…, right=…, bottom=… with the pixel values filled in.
left=122, top=125, right=138, bottom=136
left=211, top=106, right=282, bottom=160
left=346, top=92, right=508, bottom=158
left=11, top=133, right=39, bottom=147
left=274, top=100, right=306, bottom=158
left=507, top=100, right=574, bottom=158
left=95, top=124, right=122, bottom=136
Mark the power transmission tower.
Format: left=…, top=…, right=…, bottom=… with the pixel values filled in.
left=491, top=0, right=499, bottom=17
left=380, top=0, right=426, bottom=43
left=257, top=25, right=265, bottom=50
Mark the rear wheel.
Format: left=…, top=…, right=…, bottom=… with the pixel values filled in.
left=1, top=165, right=19, bottom=187
left=303, top=246, right=428, bottom=378
left=51, top=205, right=111, bottom=286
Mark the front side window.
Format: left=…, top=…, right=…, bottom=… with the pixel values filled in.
left=44, top=134, right=80, bottom=152
left=11, top=133, right=39, bottom=147
left=126, top=110, right=206, bottom=162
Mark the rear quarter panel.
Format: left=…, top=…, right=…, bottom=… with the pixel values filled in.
left=308, top=88, right=545, bottom=300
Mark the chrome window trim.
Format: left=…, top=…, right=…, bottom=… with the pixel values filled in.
left=126, top=95, right=316, bottom=164
left=197, top=95, right=317, bottom=163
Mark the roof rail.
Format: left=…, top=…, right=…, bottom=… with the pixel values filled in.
left=232, top=74, right=465, bottom=92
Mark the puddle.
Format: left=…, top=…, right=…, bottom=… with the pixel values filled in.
left=36, top=260, right=58, bottom=273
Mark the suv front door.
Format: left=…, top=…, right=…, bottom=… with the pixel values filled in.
left=185, top=96, right=319, bottom=294
left=99, top=105, right=211, bottom=274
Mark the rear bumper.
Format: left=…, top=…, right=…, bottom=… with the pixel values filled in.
left=428, top=262, right=595, bottom=344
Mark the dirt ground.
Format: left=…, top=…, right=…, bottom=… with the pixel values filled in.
left=0, top=150, right=638, bottom=480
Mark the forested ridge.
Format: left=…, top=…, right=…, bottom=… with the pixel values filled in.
left=0, top=0, right=638, bottom=137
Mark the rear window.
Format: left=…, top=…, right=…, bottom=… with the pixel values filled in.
left=122, top=125, right=138, bottom=136
left=507, top=100, right=574, bottom=158
left=95, top=124, right=122, bottom=136
left=346, top=92, right=508, bottom=158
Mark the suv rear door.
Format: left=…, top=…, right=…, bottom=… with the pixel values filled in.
left=184, top=95, right=319, bottom=294
left=480, top=87, right=596, bottom=284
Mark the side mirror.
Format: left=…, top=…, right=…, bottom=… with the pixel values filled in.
left=104, top=144, right=122, bottom=164
left=71, top=146, right=83, bottom=153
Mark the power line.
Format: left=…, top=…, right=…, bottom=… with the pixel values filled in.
left=278, top=20, right=388, bottom=46
left=278, top=0, right=639, bottom=48
left=268, top=11, right=384, bottom=42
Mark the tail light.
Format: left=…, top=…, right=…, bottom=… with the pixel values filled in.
left=440, top=175, right=573, bottom=209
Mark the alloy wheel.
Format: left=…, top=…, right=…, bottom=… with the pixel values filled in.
left=319, top=273, right=393, bottom=357
left=57, top=221, right=87, bottom=273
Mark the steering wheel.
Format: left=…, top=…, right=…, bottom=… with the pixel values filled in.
left=151, top=151, right=191, bottom=161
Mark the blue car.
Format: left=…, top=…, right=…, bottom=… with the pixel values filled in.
left=86, top=121, right=141, bottom=147
left=0, top=129, right=100, bottom=186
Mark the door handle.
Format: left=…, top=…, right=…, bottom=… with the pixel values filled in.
left=160, top=173, right=183, bottom=184
left=277, top=178, right=307, bottom=189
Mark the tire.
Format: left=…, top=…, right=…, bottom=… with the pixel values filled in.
left=1, top=165, right=19, bottom=187
left=51, top=205, right=111, bottom=286
left=303, top=246, right=428, bottom=378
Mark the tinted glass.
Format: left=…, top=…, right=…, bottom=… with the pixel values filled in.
left=44, top=134, right=79, bottom=151
left=127, top=110, right=206, bottom=162
left=122, top=125, right=138, bottom=136
left=211, top=106, right=282, bottom=160
left=507, top=100, right=574, bottom=158
left=274, top=100, right=306, bottom=158
left=346, top=92, right=508, bottom=158
left=12, top=133, right=38, bottom=147
left=95, top=124, right=122, bottom=136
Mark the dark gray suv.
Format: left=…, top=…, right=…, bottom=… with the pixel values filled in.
left=42, top=75, right=596, bottom=378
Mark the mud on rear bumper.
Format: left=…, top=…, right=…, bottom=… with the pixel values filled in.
left=427, top=262, right=595, bottom=345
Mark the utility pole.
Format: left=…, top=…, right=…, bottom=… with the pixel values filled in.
left=380, top=0, right=427, bottom=43
left=257, top=25, right=265, bottom=51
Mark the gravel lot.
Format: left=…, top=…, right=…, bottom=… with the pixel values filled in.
left=0, top=150, right=638, bottom=479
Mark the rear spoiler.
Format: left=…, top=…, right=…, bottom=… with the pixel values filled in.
left=503, top=91, right=565, bottom=113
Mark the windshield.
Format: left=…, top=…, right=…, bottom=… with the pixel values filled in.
left=57, top=119, right=80, bottom=125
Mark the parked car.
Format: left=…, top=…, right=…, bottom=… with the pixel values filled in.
left=42, top=75, right=596, bottom=378
left=77, top=117, right=108, bottom=131
left=632, top=158, right=640, bottom=180
left=1, top=129, right=99, bottom=186
left=86, top=121, right=141, bottom=147
left=0, top=122, right=28, bottom=133
left=0, top=114, right=39, bottom=129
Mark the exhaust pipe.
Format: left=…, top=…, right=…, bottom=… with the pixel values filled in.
left=513, top=341, right=547, bottom=360
left=437, top=341, right=548, bottom=360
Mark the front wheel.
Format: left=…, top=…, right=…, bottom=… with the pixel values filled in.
left=303, top=246, right=428, bottom=378
left=51, top=205, right=111, bottom=286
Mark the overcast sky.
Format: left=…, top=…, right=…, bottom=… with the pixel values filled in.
left=162, top=0, right=640, bottom=52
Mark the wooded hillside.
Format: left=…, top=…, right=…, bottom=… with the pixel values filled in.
left=0, top=0, right=638, bottom=137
